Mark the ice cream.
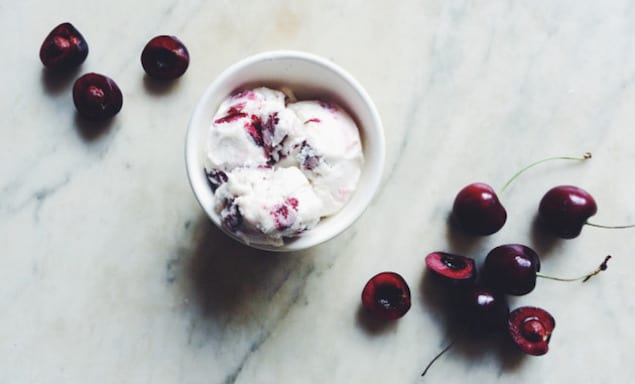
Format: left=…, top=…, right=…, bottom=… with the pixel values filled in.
left=204, top=87, right=364, bottom=246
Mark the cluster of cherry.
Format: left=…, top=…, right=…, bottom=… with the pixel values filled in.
left=40, top=22, right=189, bottom=121
left=361, top=153, right=626, bottom=374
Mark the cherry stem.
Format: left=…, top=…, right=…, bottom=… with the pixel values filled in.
left=421, top=340, right=455, bottom=377
left=536, top=255, right=612, bottom=283
left=585, top=222, right=635, bottom=229
left=500, top=152, right=592, bottom=193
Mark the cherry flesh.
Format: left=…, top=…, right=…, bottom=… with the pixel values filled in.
left=361, top=272, right=411, bottom=320
left=452, top=183, right=507, bottom=236
left=141, top=35, right=190, bottom=80
left=484, top=244, right=540, bottom=296
left=539, top=185, right=598, bottom=239
left=461, top=286, right=509, bottom=330
left=425, top=252, right=476, bottom=282
left=508, top=306, right=555, bottom=356
left=39, top=22, right=89, bottom=71
left=72, top=73, right=123, bottom=121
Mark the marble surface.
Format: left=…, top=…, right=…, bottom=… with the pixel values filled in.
left=2, top=1, right=635, bottom=382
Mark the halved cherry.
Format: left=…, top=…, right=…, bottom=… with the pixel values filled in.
left=141, top=35, right=189, bottom=80
left=72, top=73, right=122, bottom=120
left=361, top=272, right=411, bottom=320
left=425, top=252, right=476, bottom=282
left=508, top=306, right=555, bottom=356
left=39, top=22, right=89, bottom=71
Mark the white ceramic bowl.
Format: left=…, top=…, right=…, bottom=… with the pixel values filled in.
left=185, top=50, right=385, bottom=252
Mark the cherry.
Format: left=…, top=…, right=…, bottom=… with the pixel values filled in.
left=461, top=286, right=509, bottom=330
left=361, top=272, right=411, bottom=320
left=205, top=169, right=228, bottom=192
left=72, top=73, right=123, bottom=121
left=452, top=183, right=507, bottom=235
left=141, top=35, right=190, bottom=80
left=539, top=185, right=635, bottom=238
left=39, top=22, right=89, bottom=71
left=484, top=244, right=540, bottom=296
left=425, top=252, right=476, bottom=282
left=538, top=185, right=596, bottom=238
left=484, top=244, right=612, bottom=295
left=508, top=306, right=555, bottom=356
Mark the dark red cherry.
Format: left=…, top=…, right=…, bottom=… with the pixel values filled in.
left=205, top=169, right=228, bottom=192
left=141, top=35, right=190, bottom=80
left=484, top=244, right=540, bottom=296
left=452, top=183, right=507, bottom=235
left=425, top=252, right=476, bottom=282
left=361, top=272, right=411, bottom=320
left=72, top=73, right=123, bottom=121
left=461, top=286, right=509, bottom=329
left=538, top=185, right=597, bottom=239
left=508, top=306, right=555, bottom=356
left=39, top=22, right=89, bottom=71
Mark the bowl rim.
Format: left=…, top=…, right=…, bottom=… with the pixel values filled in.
left=185, top=49, right=385, bottom=252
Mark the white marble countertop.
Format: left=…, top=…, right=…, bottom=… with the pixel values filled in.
left=3, top=1, right=635, bottom=383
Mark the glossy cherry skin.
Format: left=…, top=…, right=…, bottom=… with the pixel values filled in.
left=141, top=35, right=190, bottom=79
left=452, top=183, right=507, bottom=235
left=361, top=272, right=411, bottom=320
left=538, top=185, right=598, bottom=239
left=425, top=252, right=476, bottom=282
left=462, top=286, right=509, bottom=330
left=484, top=244, right=541, bottom=296
left=39, top=22, right=89, bottom=71
left=508, top=306, right=555, bottom=356
left=72, top=73, right=123, bottom=121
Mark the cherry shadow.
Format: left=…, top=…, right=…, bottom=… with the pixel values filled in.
left=444, top=213, right=483, bottom=256
left=40, top=67, right=81, bottom=96
left=74, top=112, right=117, bottom=141
left=355, top=305, right=399, bottom=335
left=181, top=215, right=313, bottom=327
left=438, top=329, right=526, bottom=376
left=419, top=269, right=527, bottom=377
left=530, top=214, right=560, bottom=258
left=419, top=268, right=467, bottom=339
left=142, top=74, right=181, bottom=96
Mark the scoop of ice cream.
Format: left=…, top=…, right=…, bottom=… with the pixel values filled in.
left=214, top=167, right=323, bottom=246
left=206, top=87, right=301, bottom=169
left=288, top=100, right=364, bottom=216
left=205, top=87, right=364, bottom=246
